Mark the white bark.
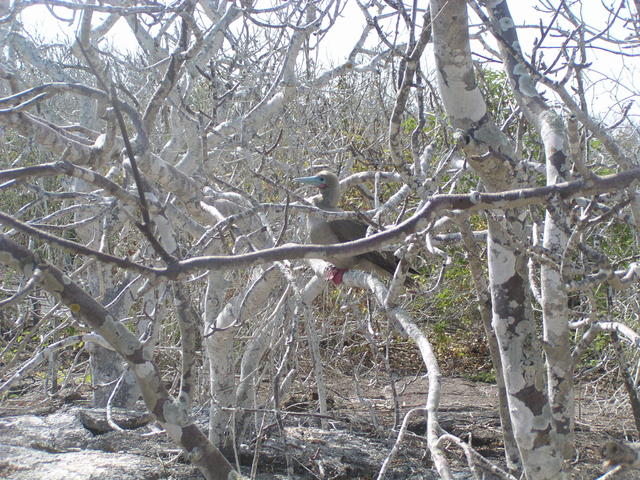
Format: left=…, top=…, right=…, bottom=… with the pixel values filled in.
left=2, top=2, right=639, bottom=479
left=0, top=235, right=237, bottom=480
left=480, top=1, right=576, bottom=457
left=430, top=1, right=565, bottom=478
left=206, top=267, right=285, bottom=448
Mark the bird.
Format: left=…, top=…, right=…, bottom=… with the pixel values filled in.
left=293, top=170, right=415, bottom=285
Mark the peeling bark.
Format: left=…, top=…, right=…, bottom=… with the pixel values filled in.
left=0, top=234, right=237, bottom=480
left=482, top=1, right=576, bottom=458
left=430, top=1, right=565, bottom=477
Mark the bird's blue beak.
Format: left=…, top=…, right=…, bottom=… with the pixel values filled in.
left=293, top=175, right=324, bottom=186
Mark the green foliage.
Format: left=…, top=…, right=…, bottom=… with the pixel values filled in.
left=431, top=319, right=449, bottom=345
left=589, top=137, right=603, bottom=151
left=476, top=68, right=513, bottom=122
left=576, top=330, right=611, bottom=371
left=430, top=256, right=475, bottom=322
left=599, top=222, right=635, bottom=257
left=465, top=370, right=496, bottom=384
left=408, top=251, right=494, bottom=379
left=475, top=67, right=544, bottom=162
left=401, top=116, right=418, bottom=134
left=469, top=214, right=487, bottom=231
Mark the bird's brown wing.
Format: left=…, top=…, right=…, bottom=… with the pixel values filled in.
left=328, top=219, right=398, bottom=276
left=327, top=219, right=368, bottom=242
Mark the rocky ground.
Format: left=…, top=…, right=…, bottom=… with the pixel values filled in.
left=0, top=376, right=636, bottom=479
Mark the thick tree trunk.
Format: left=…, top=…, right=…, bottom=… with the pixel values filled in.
left=0, top=235, right=237, bottom=480
left=459, top=221, right=520, bottom=470
left=430, top=1, right=565, bottom=477
left=487, top=217, right=563, bottom=480
left=481, top=2, right=576, bottom=457
left=205, top=272, right=237, bottom=451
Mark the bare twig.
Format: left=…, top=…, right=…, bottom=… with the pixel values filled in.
left=0, top=268, right=42, bottom=308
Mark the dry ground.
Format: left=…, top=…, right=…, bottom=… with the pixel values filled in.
left=298, top=372, right=639, bottom=479
left=1, top=371, right=638, bottom=479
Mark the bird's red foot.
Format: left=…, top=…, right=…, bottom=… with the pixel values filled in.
left=325, top=266, right=348, bottom=285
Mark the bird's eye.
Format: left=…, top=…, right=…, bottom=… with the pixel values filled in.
left=319, top=177, right=325, bottom=182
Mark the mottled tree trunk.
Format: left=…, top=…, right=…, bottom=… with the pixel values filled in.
left=430, top=1, right=565, bottom=477
left=205, top=272, right=236, bottom=451
left=459, top=221, right=521, bottom=470
left=540, top=153, right=575, bottom=459
left=483, top=1, right=576, bottom=458
left=487, top=216, right=563, bottom=479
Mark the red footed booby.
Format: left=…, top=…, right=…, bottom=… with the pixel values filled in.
left=294, top=170, right=414, bottom=285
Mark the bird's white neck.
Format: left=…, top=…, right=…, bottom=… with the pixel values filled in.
left=315, top=188, right=340, bottom=210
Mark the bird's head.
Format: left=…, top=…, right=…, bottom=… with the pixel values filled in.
left=293, top=170, right=338, bottom=191
left=293, top=170, right=340, bottom=208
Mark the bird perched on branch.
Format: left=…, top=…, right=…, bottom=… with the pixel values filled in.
left=294, top=170, right=415, bottom=285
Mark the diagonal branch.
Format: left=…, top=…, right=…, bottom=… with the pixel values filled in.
left=2, top=166, right=640, bottom=279
left=77, top=39, right=177, bottom=264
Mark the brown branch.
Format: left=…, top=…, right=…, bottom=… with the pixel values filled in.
left=0, top=161, right=138, bottom=206
left=2, top=166, right=640, bottom=280
left=0, top=216, right=159, bottom=277
left=0, top=234, right=236, bottom=480
left=76, top=39, right=176, bottom=264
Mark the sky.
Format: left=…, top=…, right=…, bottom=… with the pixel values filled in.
left=14, top=1, right=640, bottom=124
left=319, top=1, right=639, bottom=123
left=499, top=2, right=640, bottom=124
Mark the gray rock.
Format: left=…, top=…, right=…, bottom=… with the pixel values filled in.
left=0, top=444, right=165, bottom=480
left=0, top=407, right=199, bottom=480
